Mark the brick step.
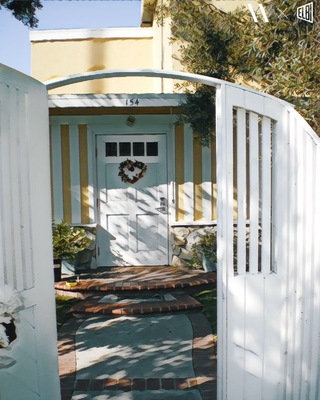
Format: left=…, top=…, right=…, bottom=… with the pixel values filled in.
left=70, top=292, right=202, bottom=316
left=54, top=270, right=216, bottom=298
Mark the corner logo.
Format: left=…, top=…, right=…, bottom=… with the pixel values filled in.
left=297, top=2, right=314, bottom=23
left=248, top=3, right=269, bottom=23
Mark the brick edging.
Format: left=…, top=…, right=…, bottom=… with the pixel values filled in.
left=188, top=313, right=217, bottom=400
left=69, top=292, right=203, bottom=315
left=58, top=312, right=216, bottom=400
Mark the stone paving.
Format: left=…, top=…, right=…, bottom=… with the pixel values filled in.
left=56, top=266, right=217, bottom=400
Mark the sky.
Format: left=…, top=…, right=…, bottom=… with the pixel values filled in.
left=0, top=0, right=142, bottom=75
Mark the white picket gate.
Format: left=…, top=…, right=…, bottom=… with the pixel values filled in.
left=46, top=69, right=320, bottom=399
left=216, top=83, right=320, bottom=400
left=0, top=65, right=60, bottom=399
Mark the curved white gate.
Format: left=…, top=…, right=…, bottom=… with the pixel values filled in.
left=47, top=69, right=320, bottom=400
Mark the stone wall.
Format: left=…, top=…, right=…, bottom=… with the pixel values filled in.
left=171, top=225, right=217, bottom=268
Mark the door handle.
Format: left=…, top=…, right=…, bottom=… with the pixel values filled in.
left=158, top=197, right=168, bottom=213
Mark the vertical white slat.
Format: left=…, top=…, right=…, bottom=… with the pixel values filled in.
left=50, top=124, right=64, bottom=222
left=202, top=144, right=212, bottom=221
left=3, top=84, right=20, bottom=289
left=300, top=133, right=314, bottom=399
left=0, top=82, right=10, bottom=285
left=225, top=86, right=243, bottom=399
left=236, top=108, right=247, bottom=275
left=10, top=86, right=25, bottom=291
left=292, top=115, right=305, bottom=398
left=309, top=142, right=320, bottom=400
left=249, top=112, right=259, bottom=274
left=244, top=276, right=265, bottom=399
left=16, top=87, right=35, bottom=290
left=282, top=110, right=297, bottom=397
left=184, top=124, right=194, bottom=220
left=216, top=83, right=227, bottom=400
left=260, top=117, right=272, bottom=274
left=69, top=124, right=81, bottom=223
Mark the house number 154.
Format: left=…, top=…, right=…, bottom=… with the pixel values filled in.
left=125, top=98, right=140, bottom=106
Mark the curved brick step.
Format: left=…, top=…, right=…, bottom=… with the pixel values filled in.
left=70, top=292, right=203, bottom=316
left=54, top=266, right=216, bottom=298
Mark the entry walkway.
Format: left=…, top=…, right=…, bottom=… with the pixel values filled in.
left=56, top=267, right=216, bottom=400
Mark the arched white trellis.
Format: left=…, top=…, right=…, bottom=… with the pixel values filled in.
left=46, top=69, right=320, bottom=400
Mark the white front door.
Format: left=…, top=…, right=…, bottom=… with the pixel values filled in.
left=96, top=134, right=168, bottom=266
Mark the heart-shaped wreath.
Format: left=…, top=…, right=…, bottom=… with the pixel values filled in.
left=118, top=159, right=147, bottom=184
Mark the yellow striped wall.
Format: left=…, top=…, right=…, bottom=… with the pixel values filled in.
left=174, top=124, right=218, bottom=223
left=50, top=123, right=92, bottom=224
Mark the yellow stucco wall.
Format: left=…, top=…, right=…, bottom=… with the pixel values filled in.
left=31, top=1, right=262, bottom=95
left=31, top=35, right=156, bottom=94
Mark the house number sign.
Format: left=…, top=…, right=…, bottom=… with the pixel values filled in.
left=125, top=98, right=140, bottom=106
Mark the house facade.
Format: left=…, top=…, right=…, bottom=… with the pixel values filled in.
left=30, top=1, right=258, bottom=268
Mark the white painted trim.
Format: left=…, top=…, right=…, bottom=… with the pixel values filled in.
left=48, top=93, right=184, bottom=109
left=30, top=27, right=153, bottom=42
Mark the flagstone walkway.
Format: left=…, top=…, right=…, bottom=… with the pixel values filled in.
left=56, top=266, right=217, bottom=400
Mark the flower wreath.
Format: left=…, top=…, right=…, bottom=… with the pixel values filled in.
left=118, top=159, right=147, bottom=184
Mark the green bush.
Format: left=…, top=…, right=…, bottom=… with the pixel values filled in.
left=52, top=220, right=91, bottom=260
left=191, top=229, right=217, bottom=268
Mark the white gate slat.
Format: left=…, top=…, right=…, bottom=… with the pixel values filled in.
left=284, top=110, right=297, bottom=396
left=0, top=83, right=16, bottom=288
left=236, top=108, right=247, bottom=275
left=0, top=83, right=9, bottom=285
left=300, top=133, right=315, bottom=399
left=248, top=112, right=259, bottom=274
left=216, top=83, right=227, bottom=400
left=244, top=276, right=264, bottom=398
left=261, top=273, right=282, bottom=399
left=309, top=143, right=320, bottom=400
left=260, top=117, right=272, bottom=274
left=249, top=112, right=259, bottom=274
left=292, top=117, right=305, bottom=398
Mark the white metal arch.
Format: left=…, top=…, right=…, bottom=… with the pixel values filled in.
left=46, top=69, right=320, bottom=400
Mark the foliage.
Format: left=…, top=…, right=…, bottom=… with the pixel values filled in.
left=156, top=0, right=320, bottom=135
left=191, top=229, right=217, bottom=268
left=179, top=91, right=216, bottom=146
left=193, top=288, right=217, bottom=337
left=55, top=294, right=80, bottom=330
left=52, top=220, right=91, bottom=261
left=0, top=0, right=42, bottom=28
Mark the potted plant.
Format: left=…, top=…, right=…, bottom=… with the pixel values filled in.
left=52, top=220, right=91, bottom=282
left=191, top=229, right=217, bottom=272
